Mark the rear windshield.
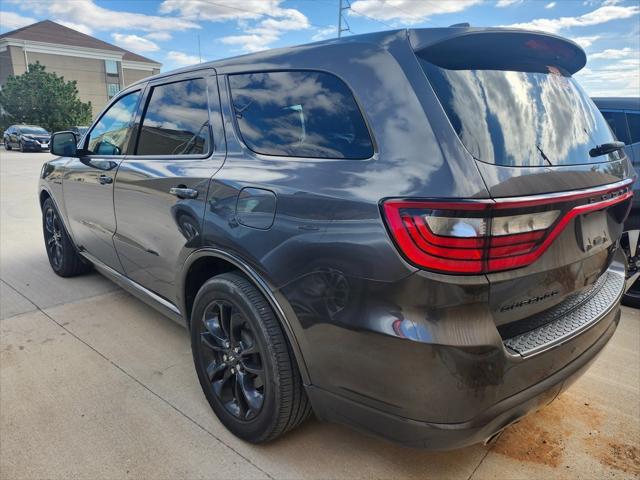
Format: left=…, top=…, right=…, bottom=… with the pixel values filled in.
left=417, top=57, right=617, bottom=166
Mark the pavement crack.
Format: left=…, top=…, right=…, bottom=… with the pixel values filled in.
left=5, top=285, right=275, bottom=480
left=467, top=444, right=493, bottom=480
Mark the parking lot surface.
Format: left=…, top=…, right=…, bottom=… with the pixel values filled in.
left=1, top=149, right=639, bottom=479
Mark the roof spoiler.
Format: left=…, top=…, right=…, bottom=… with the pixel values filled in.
left=408, top=28, right=587, bottom=75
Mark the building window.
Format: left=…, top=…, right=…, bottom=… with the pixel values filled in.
left=107, top=83, right=120, bottom=98
left=105, top=60, right=118, bottom=75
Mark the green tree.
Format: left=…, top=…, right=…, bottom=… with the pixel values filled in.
left=0, top=62, right=92, bottom=132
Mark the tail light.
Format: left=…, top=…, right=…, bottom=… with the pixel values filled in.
left=382, top=182, right=633, bottom=275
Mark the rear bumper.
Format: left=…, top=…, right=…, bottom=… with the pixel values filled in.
left=307, top=305, right=620, bottom=449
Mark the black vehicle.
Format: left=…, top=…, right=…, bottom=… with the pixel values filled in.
left=41, top=27, right=633, bottom=449
left=69, top=126, right=89, bottom=138
left=593, top=97, right=640, bottom=307
left=3, top=124, right=50, bottom=151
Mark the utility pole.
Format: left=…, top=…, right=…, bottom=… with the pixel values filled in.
left=338, top=0, right=351, bottom=38
left=338, top=0, right=342, bottom=38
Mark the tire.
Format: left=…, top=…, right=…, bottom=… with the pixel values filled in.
left=621, top=229, right=640, bottom=308
left=191, top=272, right=311, bottom=443
left=622, top=288, right=640, bottom=308
left=19, top=141, right=24, bottom=152
left=5, top=140, right=11, bottom=150
left=42, top=198, right=92, bottom=277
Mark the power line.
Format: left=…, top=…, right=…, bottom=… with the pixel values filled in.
left=345, top=3, right=396, bottom=31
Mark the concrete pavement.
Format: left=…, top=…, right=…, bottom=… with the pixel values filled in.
left=1, top=149, right=639, bottom=479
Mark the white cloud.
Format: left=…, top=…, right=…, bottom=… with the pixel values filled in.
left=348, top=0, right=481, bottom=23
left=504, top=5, right=640, bottom=33
left=112, top=33, right=159, bottom=53
left=545, top=2, right=556, bottom=9
left=570, top=35, right=601, bottom=48
left=576, top=44, right=639, bottom=96
left=8, top=0, right=199, bottom=33
left=312, top=26, right=337, bottom=42
left=54, top=20, right=93, bottom=35
left=575, top=61, right=640, bottom=96
left=160, top=0, right=280, bottom=21
left=161, top=0, right=309, bottom=53
left=165, top=50, right=200, bottom=67
left=146, top=31, right=172, bottom=42
left=598, top=58, right=640, bottom=70
left=0, top=10, right=36, bottom=31
left=589, top=47, right=637, bottom=60
left=220, top=7, right=310, bottom=53
left=220, top=34, right=269, bottom=53
left=496, top=0, right=522, bottom=7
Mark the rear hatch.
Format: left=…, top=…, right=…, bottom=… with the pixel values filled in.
left=405, top=28, right=634, bottom=331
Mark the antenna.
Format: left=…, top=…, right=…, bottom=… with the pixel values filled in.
left=338, top=0, right=352, bottom=38
left=198, top=34, right=202, bottom=63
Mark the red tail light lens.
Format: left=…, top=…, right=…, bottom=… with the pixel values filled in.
left=382, top=182, right=633, bottom=275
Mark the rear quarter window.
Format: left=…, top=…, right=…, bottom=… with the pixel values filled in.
left=228, top=71, right=373, bottom=159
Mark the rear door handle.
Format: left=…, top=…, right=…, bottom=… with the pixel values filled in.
left=169, top=187, right=198, bottom=199
left=98, top=174, right=113, bottom=185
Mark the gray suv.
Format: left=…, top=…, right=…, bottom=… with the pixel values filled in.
left=41, top=27, right=633, bottom=449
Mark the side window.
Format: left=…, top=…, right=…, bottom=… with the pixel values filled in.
left=228, top=71, right=373, bottom=159
left=626, top=113, right=640, bottom=144
left=87, top=91, right=141, bottom=155
left=136, top=78, right=210, bottom=156
left=601, top=110, right=630, bottom=145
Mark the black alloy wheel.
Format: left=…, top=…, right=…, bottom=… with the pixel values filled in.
left=191, top=272, right=311, bottom=443
left=41, top=198, right=92, bottom=277
left=44, top=204, right=64, bottom=271
left=199, top=299, right=266, bottom=420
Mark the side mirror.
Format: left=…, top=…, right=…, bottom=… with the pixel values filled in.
left=51, top=131, right=79, bottom=157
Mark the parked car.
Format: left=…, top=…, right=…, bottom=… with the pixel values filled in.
left=3, top=124, right=50, bottom=151
left=41, top=27, right=633, bottom=449
left=68, top=126, right=89, bottom=138
left=593, top=97, right=640, bottom=307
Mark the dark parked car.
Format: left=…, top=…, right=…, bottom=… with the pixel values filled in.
left=593, top=97, right=640, bottom=307
left=69, top=126, right=89, bottom=138
left=3, top=124, right=50, bottom=151
left=41, top=27, right=633, bottom=449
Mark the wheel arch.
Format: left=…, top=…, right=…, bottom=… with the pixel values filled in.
left=181, top=248, right=311, bottom=384
left=39, top=188, right=52, bottom=209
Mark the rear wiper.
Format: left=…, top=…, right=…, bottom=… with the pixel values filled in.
left=536, top=144, right=552, bottom=166
left=589, top=141, right=625, bottom=158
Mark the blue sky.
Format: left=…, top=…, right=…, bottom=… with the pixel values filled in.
left=1, top=0, right=638, bottom=96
